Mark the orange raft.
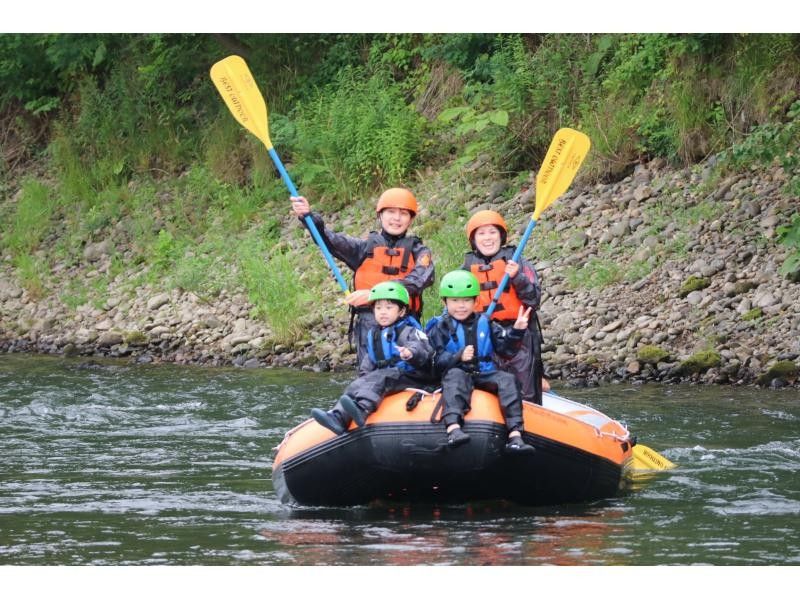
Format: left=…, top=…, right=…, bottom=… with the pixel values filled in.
left=272, top=389, right=635, bottom=507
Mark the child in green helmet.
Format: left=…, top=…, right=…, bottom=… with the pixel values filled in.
left=311, top=281, right=434, bottom=435
left=426, top=270, right=535, bottom=453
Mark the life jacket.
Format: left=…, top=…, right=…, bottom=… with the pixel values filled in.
left=466, top=248, right=525, bottom=322
left=366, top=316, right=424, bottom=373
left=441, top=314, right=496, bottom=374
left=354, top=234, right=422, bottom=315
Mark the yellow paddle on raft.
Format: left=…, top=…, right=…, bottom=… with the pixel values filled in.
left=482, top=127, right=674, bottom=474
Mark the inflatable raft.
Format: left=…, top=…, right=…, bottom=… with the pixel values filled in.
left=272, top=389, right=635, bottom=507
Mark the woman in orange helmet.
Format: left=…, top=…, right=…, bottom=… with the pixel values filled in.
left=462, top=209, right=548, bottom=404
left=291, top=188, right=435, bottom=365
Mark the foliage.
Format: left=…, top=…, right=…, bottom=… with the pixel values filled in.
left=564, top=257, right=623, bottom=290
left=290, top=67, right=425, bottom=198
left=677, top=349, right=722, bottom=375
left=437, top=105, right=509, bottom=167
left=237, top=238, right=311, bottom=344
left=679, top=276, right=711, bottom=297
left=721, top=99, right=800, bottom=197
left=5, top=32, right=800, bottom=348
left=777, top=213, right=800, bottom=279
left=0, top=34, right=112, bottom=114
left=637, top=345, right=671, bottom=364
left=742, top=308, right=763, bottom=321
left=1, top=178, right=53, bottom=256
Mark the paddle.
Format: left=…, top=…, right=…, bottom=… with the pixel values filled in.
left=631, top=442, right=677, bottom=472
left=484, top=127, right=591, bottom=318
left=209, top=55, right=349, bottom=293
left=483, top=128, right=674, bottom=473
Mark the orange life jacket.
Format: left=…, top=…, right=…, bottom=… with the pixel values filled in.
left=354, top=236, right=422, bottom=315
left=469, top=258, right=524, bottom=322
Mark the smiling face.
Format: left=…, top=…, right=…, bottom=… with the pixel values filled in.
left=472, top=224, right=503, bottom=257
left=372, top=299, right=404, bottom=327
left=379, top=208, right=413, bottom=236
left=445, top=297, right=477, bottom=321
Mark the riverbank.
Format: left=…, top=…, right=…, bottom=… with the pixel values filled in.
left=2, top=158, right=799, bottom=388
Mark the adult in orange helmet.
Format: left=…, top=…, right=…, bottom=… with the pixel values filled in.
left=291, top=189, right=434, bottom=365
left=462, top=209, right=548, bottom=404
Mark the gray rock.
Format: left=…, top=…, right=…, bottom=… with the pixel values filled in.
left=229, top=334, right=253, bottom=347
left=686, top=291, right=705, bottom=305
left=97, top=331, right=123, bottom=347
left=0, top=279, right=23, bottom=300
left=754, top=292, right=778, bottom=308
left=633, top=185, right=652, bottom=201
left=760, top=214, right=779, bottom=228
left=488, top=180, right=510, bottom=199
left=83, top=240, right=113, bottom=262
left=610, top=219, right=630, bottom=238
left=147, top=293, right=170, bottom=310
left=601, top=319, right=623, bottom=333
left=567, top=231, right=589, bottom=249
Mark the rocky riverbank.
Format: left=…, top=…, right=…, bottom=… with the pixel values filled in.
left=2, top=158, right=799, bottom=387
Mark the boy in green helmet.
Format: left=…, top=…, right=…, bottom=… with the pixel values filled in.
left=426, top=270, right=535, bottom=453
left=311, top=281, right=434, bottom=435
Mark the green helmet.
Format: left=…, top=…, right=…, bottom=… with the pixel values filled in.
left=369, top=281, right=410, bottom=305
left=439, top=270, right=480, bottom=298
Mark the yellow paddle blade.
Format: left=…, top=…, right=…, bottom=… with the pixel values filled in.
left=533, top=127, right=591, bottom=220
left=210, top=55, right=272, bottom=149
left=632, top=443, right=677, bottom=471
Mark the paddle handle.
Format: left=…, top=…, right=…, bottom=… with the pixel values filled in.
left=266, top=148, right=349, bottom=293
left=484, top=217, right=537, bottom=318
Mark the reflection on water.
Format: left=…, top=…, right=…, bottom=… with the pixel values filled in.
left=259, top=503, right=628, bottom=565
left=1, top=354, right=799, bottom=565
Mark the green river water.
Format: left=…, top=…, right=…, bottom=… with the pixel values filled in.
left=1, top=354, right=798, bottom=566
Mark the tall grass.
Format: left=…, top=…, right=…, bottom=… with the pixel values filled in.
left=237, top=237, right=312, bottom=344
left=1, top=178, right=54, bottom=296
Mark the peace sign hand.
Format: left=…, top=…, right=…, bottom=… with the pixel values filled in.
left=513, top=306, right=532, bottom=330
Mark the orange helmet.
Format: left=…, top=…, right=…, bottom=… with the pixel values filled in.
left=376, top=188, right=418, bottom=216
left=466, top=210, right=508, bottom=243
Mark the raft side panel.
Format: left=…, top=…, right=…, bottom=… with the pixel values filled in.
left=275, top=421, right=625, bottom=506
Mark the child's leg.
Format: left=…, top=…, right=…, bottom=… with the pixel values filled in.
left=338, top=368, right=403, bottom=427
left=480, top=371, right=535, bottom=453
left=440, top=368, right=473, bottom=428
left=480, top=370, right=524, bottom=433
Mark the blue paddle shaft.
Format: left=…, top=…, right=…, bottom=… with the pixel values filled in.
left=267, top=148, right=349, bottom=292
left=484, top=218, right=537, bottom=318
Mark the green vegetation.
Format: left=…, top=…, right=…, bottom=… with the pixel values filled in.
left=756, top=360, right=799, bottom=386
left=637, top=345, right=671, bottom=364
left=679, top=276, right=711, bottom=297
left=2, top=33, right=800, bottom=329
left=742, top=308, right=763, bottom=321
left=123, top=331, right=149, bottom=346
left=777, top=213, right=800, bottom=280
left=564, top=257, right=623, bottom=290
left=677, top=349, right=722, bottom=375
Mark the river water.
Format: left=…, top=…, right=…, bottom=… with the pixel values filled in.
left=1, top=354, right=798, bottom=566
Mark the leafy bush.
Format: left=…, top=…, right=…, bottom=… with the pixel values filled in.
left=721, top=99, right=800, bottom=197
left=290, top=67, right=425, bottom=198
